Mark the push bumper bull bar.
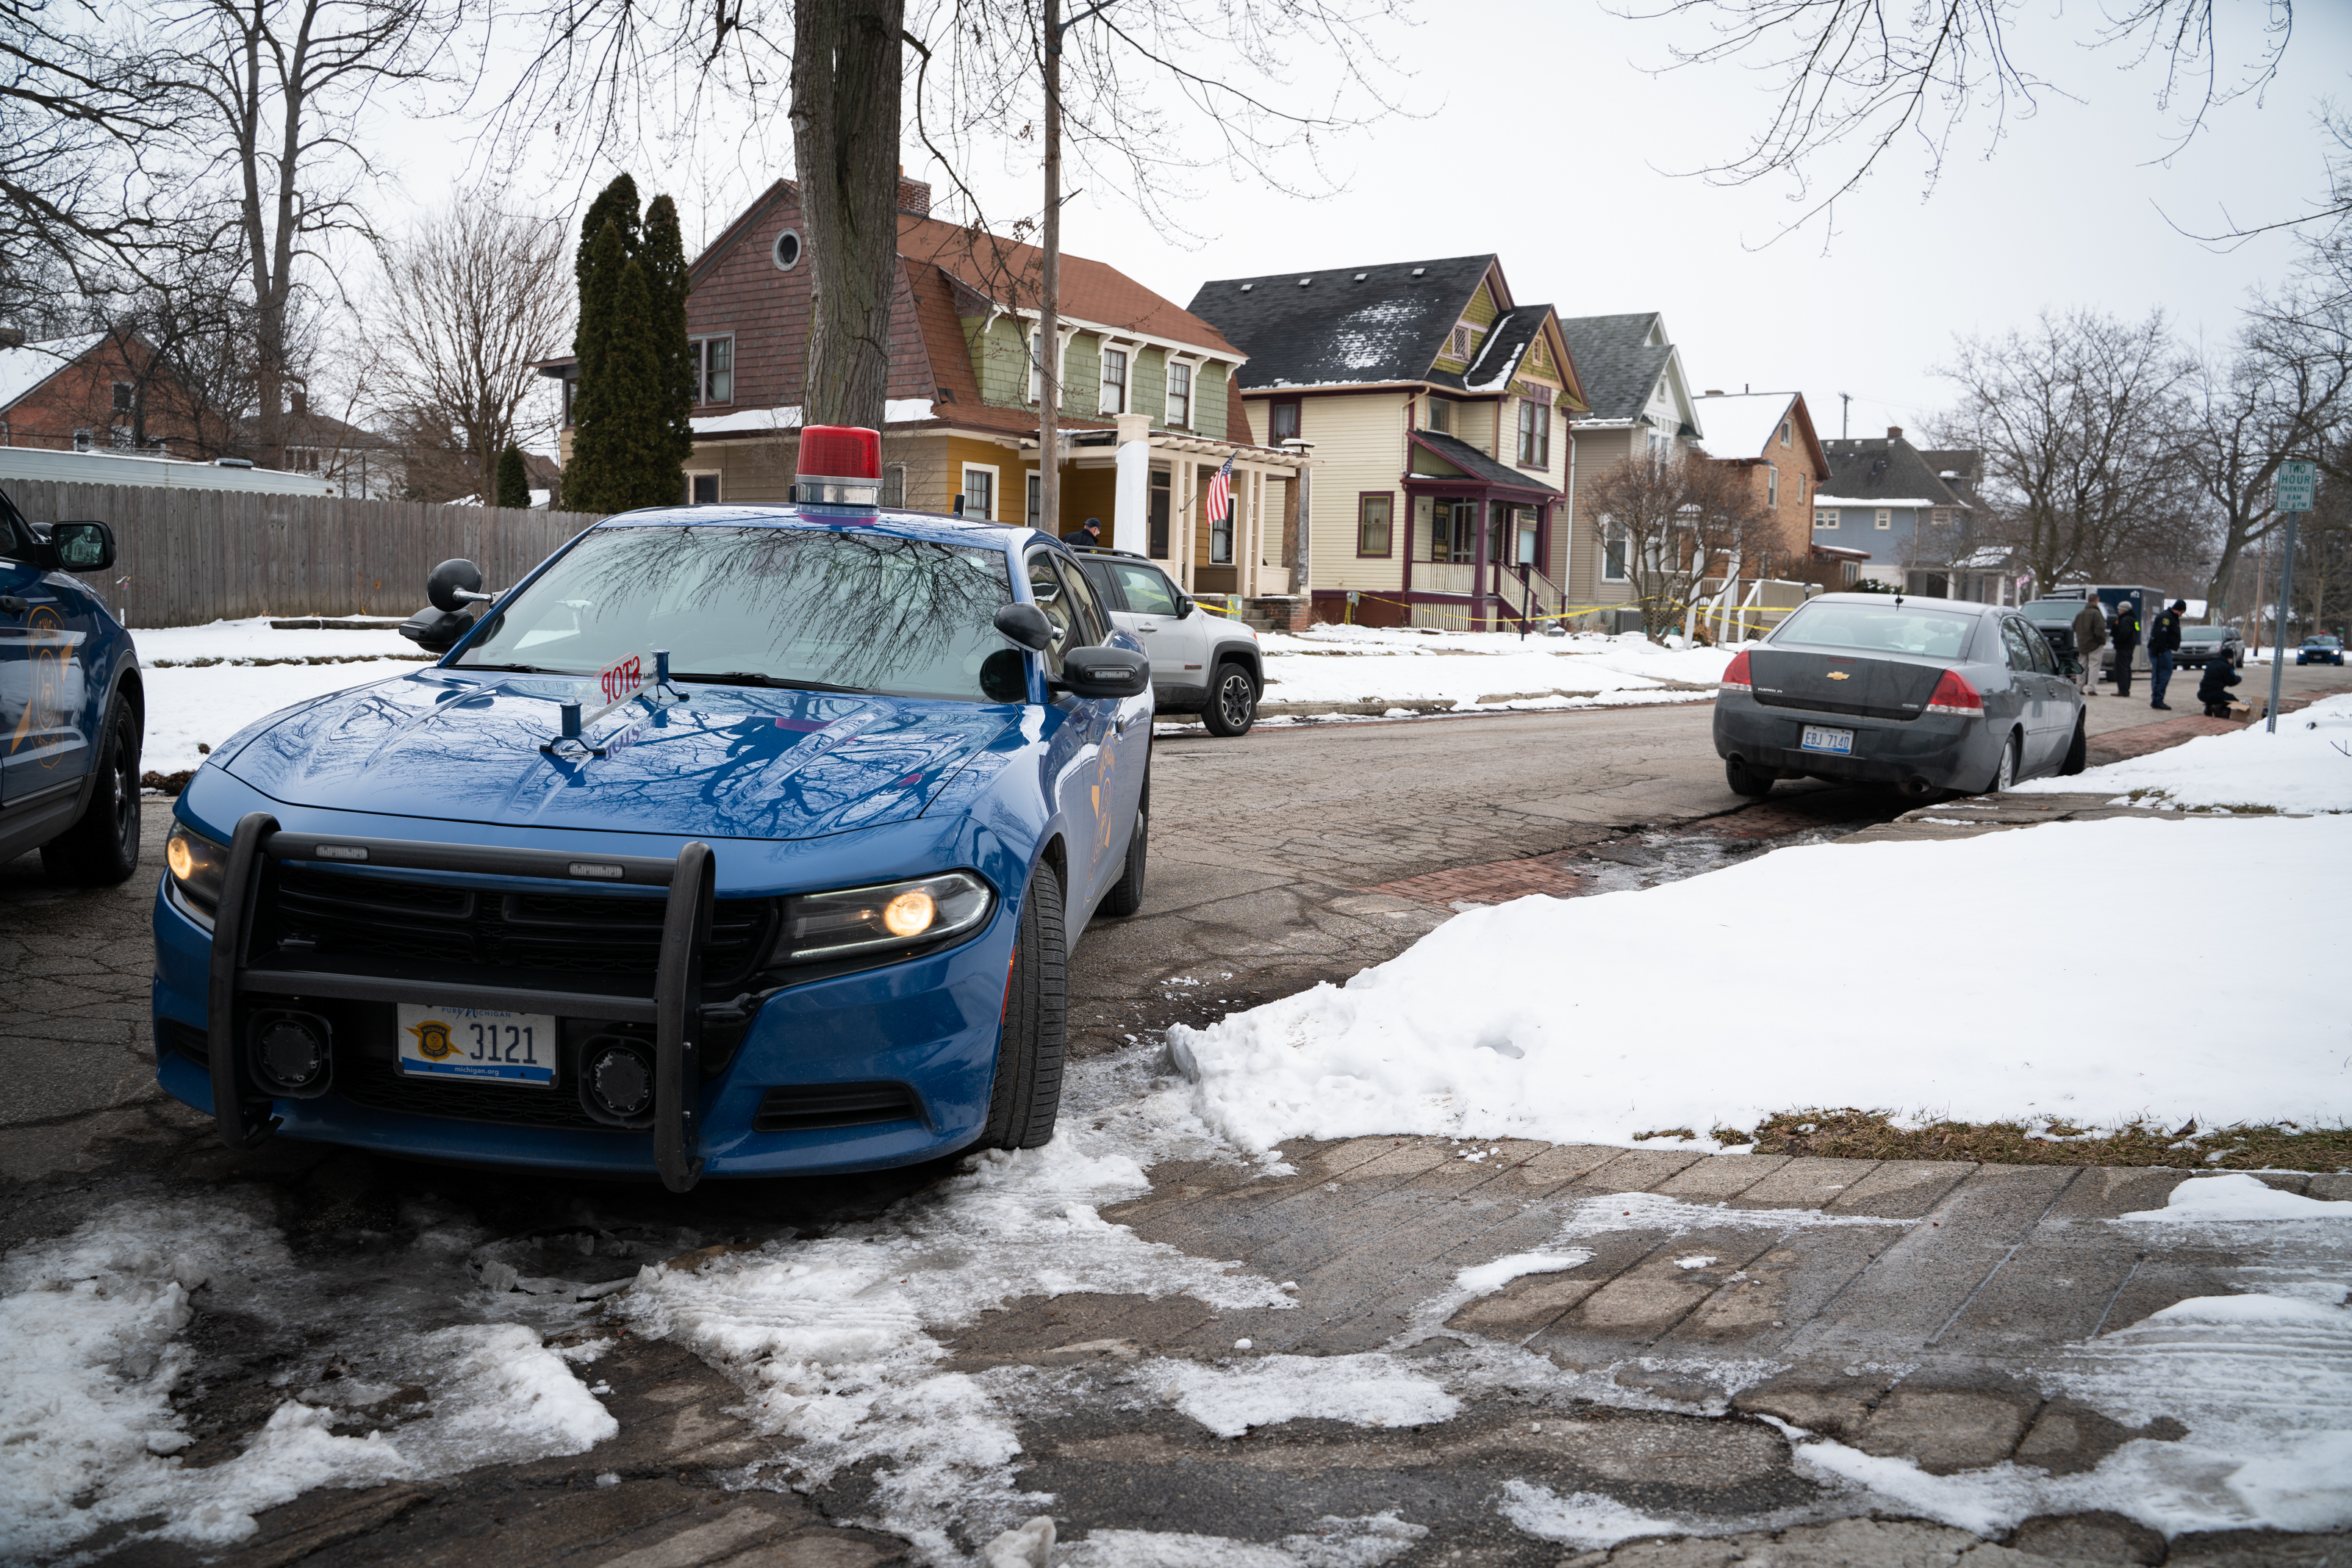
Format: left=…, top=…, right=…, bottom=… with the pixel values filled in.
left=207, top=810, right=719, bottom=1192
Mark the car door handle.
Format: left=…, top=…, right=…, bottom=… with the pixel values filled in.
left=0, top=595, right=27, bottom=615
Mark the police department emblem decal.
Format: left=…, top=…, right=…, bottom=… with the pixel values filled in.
left=406, top=1019, right=456, bottom=1060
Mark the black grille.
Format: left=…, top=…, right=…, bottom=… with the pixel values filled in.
left=333, top=1053, right=624, bottom=1132
left=1752, top=691, right=1919, bottom=722
left=271, top=866, right=778, bottom=988
left=160, top=1018, right=209, bottom=1066
left=754, top=1082, right=920, bottom=1132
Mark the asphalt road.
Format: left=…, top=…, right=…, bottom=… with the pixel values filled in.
left=2, top=669, right=2347, bottom=1567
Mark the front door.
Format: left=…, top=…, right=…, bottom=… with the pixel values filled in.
left=0, top=504, right=96, bottom=808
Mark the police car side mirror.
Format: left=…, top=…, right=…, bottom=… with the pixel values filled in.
left=1056, top=645, right=1150, bottom=700
left=399, top=605, right=475, bottom=652
left=49, top=520, right=114, bottom=572
left=994, top=603, right=1055, bottom=652
left=428, top=557, right=495, bottom=613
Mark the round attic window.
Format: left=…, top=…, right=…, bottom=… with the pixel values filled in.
left=772, top=229, right=803, bottom=271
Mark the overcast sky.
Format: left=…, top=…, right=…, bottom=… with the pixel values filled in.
left=404, top=0, right=2350, bottom=445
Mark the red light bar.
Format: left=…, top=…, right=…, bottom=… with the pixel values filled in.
left=800, top=425, right=881, bottom=482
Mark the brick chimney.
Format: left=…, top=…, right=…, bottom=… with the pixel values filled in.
left=1887, top=425, right=1904, bottom=440
left=897, top=165, right=932, bottom=216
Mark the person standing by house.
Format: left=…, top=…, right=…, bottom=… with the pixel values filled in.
left=1064, top=517, right=1104, bottom=548
left=2070, top=600, right=2107, bottom=697
left=2109, top=600, right=2142, bottom=698
left=2147, top=599, right=2185, bottom=711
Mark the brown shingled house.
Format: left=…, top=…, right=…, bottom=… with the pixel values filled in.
left=547, top=175, right=1312, bottom=601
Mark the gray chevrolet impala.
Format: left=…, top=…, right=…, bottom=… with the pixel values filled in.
left=1713, top=594, right=2087, bottom=802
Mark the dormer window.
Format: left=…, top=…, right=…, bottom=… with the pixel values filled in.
left=1451, top=325, right=1472, bottom=360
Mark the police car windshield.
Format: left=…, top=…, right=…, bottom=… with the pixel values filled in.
left=455, top=524, right=1015, bottom=701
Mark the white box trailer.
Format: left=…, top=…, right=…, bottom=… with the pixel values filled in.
left=0, top=444, right=335, bottom=497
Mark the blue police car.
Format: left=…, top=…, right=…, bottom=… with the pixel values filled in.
left=151, top=428, right=1153, bottom=1190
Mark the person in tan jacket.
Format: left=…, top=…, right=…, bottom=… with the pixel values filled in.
left=2070, top=600, right=2108, bottom=696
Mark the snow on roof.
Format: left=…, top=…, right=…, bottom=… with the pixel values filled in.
left=1814, top=495, right=1946, bottom=508
left=692, top=398, right=937, bottom=436
left=0, top=333, right=101, bottom=409
left=1691, top=392, right=1796, bottom=461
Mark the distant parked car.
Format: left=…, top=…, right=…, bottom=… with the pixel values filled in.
left=1714, top=592, right=2088, bottom=802
left=1069, top=547, right=1264, bottom=736
left=2298, top=635, right=2345, bottom=666
left=1, top=486, right=142, bottom=884
left=2176, top=625, right=2245, bottom=668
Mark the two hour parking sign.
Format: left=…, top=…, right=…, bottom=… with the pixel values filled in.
left=2275, top=460, right=2316, bottom=514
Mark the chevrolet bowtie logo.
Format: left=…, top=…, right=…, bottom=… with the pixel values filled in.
left=1826, top=671, right=1851, bottom=681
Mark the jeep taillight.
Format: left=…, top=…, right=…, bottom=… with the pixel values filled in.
left=1925, top=668, right=1982, bottom=715
left=1721, top=650, right=1752, bottom=694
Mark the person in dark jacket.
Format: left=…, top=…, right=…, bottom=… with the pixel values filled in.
left=2198, top=650, right=2242, bottom=717
left=2070, top=600, right=2108, bottom=696
left=2109, top=601, right=2142, bottom=697
left=1063, top=517, right=1104, bottom=548
left=2148, top=599, right=2185, bottom=710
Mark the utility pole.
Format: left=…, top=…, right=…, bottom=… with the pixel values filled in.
left=1838, top=393, right=1851, bottom=440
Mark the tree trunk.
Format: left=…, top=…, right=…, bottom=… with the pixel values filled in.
left=791, top=0, right=905, bottom=435
left=1038, top=0, right=1062, bottom=536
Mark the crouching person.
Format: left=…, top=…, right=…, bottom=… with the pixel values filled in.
left=2198, top=653, right=2242, bottom=718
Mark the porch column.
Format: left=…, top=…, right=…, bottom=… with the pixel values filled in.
left=1175, top=458, right=1195, bottom=590
left=1111, top=412, right=1151, bottom=555
left=1471, top=497, right=1491, bottom=630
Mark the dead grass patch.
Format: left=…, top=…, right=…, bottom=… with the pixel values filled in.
left=1745, top=1107, right=2352, bottom=1172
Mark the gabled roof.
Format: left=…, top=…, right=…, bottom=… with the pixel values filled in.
left=1819, top=436, right=1968, bottom=508
left=1557, top=313, right=1675, bottom=422
left=0, top=333, right=104, bottom=411
left=897, top=213, right=1243, bottom=359
left=1407, top=429, right=1561, bottom=495
left=1186, top=255, right=1499, bottom=390
left=1693, top=390, right=1830, bottom=478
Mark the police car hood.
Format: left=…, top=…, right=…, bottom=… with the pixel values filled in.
left=220, top=670, right=1018, bottom=841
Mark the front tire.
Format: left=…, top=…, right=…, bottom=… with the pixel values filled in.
left=1201, top=661, right=1258, bottom=738
left=1724, top=756, right=1774, bottom=798
left=980, top=860, right=1068, bottom=1151
left=40, top=687, right=141, bottom=886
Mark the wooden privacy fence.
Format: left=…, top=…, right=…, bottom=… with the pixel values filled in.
left=5, top=478, right=605, bottom=628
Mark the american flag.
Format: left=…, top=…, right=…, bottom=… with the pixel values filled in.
left=1204, top=456, right=1235, bottom=522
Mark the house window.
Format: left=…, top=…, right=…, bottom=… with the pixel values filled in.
left=1450, top=325, right=1471, bottom=360
left=1779, top=420, right=1791, bottom=447
left=1602, top=525, right=1628, bottom=582
left=1357, top=493, right=1392, bottom=557
left=1026, top=472, right=1041, bottom=530
left=1166, top=362, right=1191, bottom=427
left=1876, top=508, right=1892, bottom=530
left=112, top=382, right=133, bottom=413
left=882, top=464, right=906, bottom=508
left=1516, top=401, right=1550, bottom=467
left=1269, top=400, right=1300, bottom=444
left=1767, top=466, right=1779, bottom=508
left=1028, top=331, right=1044, bottom=403
left=1427, top=500, right=1475, bottom=562
left=687, top=472, right=720, bottom=504
left=1815, top=509, right=1838, bottom=528
left=1798, top=472, right=1807, bottom=502
left=1513, top=506, right=1538, bottom=564
left=1100, top=346, right=1128, bottom=415
left=961, top=465, right=996, bottom=521
left=1149, top=469, right=1172, bottom=557
left=692, top=337, right=734, bottom=404
left=1931, top=508, right=1950, bottom=526
left=1426, top=398, right=1452, bottom=434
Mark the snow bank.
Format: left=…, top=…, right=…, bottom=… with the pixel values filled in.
left=0, top=1195, right=614, bottom=1558
left=1169, top=815, right=2351, bottom=1150
left=133, top=616, right=417, bottom=664
left=2121, top=1172, right=2352, bottom=1223
left=1251, top=626, right=1737, bottom=712
left=2014, top=692, right=2352, bottom=812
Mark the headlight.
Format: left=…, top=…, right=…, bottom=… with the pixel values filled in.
left=777, top=871, right=994, bottom=964
left=165, top=823, right=229, bottom=928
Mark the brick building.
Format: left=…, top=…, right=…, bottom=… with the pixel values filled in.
left=0, top=332, right=196, bottom=454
